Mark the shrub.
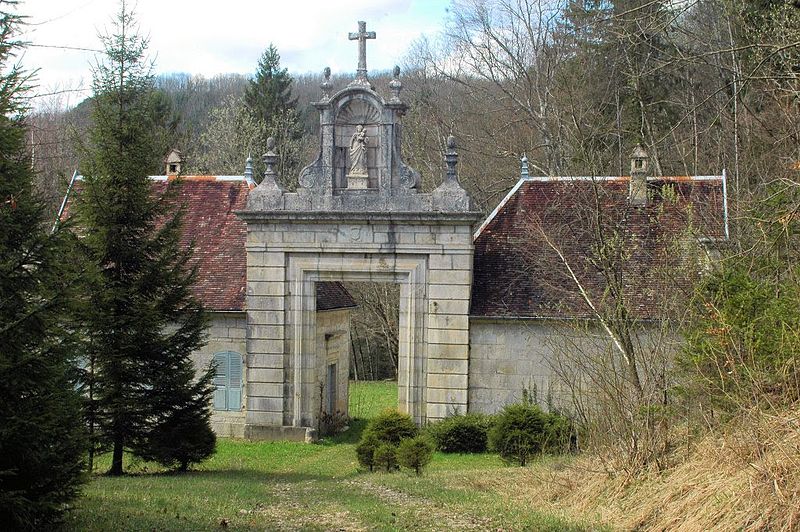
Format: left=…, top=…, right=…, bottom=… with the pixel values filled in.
left=373, top=443, right=399, bottom=472
left=397, top=436, right=434, bottom=475
left=363, top=409, right=418, bottom=445
left=320, top=410, right=350, bottom=436
left=681, top=265, right=800, bottom=410
left=489, top=403, right=570, bottom=465
left=138, top=411, right=217, bottom=472
left=356, top=434, right=380, bottom=472
left=542, top=410, right=572, bottom=454
left=426, top=413, right=493, bottom=453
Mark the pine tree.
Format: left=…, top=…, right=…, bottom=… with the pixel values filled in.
left=76, top=0, right=214, bottom=476
left=243, top=44, right=303, bottom=182
left=0, top=3, right=86, bottom=528
left=244, top=44, right=297, bottom=121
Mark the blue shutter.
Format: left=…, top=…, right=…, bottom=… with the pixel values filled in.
left=227, top=353, right=243, bottom=411
left=213, top=353, right=228, bottom=410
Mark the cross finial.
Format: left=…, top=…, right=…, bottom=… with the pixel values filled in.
left=348, top=21, right=376, bottom=86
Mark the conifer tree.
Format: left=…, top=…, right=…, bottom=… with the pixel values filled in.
left=244, top=44, right=303, bottom=182
left=0, top=2, right=86, bottom=527
left=76, top=0, right=214, bottom=476
left=244, top=44, right=297, bottom=121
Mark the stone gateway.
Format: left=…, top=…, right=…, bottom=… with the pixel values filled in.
left=242, top=22, right=480, bottom=438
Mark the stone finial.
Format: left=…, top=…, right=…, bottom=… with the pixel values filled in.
left=247, top=138, right=284, bottom=210
left=244, top=154, right=254, bottom=184
left=389, top=65, right=402, bottom=103
left=433, top=134, right=472, bottom=211
left=445, top=135, right=459, bottom=183
left=262, top=137, right=281, bottom=188
left=321, top=67, right=332, bottom=100
left=521, top=154, right=529, bottom=179
left=630, top=144, right=649, bottom=207
left=348, top=21, right=376, bottom=87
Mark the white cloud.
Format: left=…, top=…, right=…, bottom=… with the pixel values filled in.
left=19, top=0, right=449, bottom=107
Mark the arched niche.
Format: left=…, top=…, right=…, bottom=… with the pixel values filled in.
left=332, top=93, right=384, bottom=190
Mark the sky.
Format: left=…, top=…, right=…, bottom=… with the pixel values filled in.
left=20, top=0, right=452, bottom=108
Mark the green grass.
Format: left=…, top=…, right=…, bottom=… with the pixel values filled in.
left=349, top=379, right=398, bottom=419
left=66, top=381, right=596, bottom=531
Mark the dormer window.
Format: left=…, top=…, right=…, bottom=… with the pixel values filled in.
left=164, top=149, right=182, bottom=176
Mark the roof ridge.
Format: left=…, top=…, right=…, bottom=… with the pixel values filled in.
left=473, top=174, right=725, bottom=240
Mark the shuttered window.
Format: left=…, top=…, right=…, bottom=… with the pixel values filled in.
left=213, top=351, right=242, bottom=411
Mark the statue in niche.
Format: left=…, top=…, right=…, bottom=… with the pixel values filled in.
left=347, top=125, right=369, bottom=178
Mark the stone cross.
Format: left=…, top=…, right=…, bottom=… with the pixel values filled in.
left=348, top=21, right=375, bottom=84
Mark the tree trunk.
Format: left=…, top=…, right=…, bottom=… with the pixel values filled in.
left=109, top=439, right=124, bottom=476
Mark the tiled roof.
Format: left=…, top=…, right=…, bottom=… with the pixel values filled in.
left=153, top=177, right=251, bottom=312
left=471, top=176, right=727, bottom=319
left=60, top=175, right=357, bottom=313
left=316, top=282, right=358, bottom=311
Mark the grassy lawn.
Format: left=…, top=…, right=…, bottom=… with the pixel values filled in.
left=67, top=381, right=596, bottom=531
left=349, top=380, right=398, bottom=420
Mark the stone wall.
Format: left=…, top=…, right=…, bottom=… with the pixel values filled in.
left=314, top=308, right=351, bottom=419
left=191, top=311, right=247, bottom=438
left=468, top=318, right=676, bottom=414
left=468, top=319, right=557, bottom=413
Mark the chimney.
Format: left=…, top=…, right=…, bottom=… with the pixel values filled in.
left=629, top=144, right=649, bottom=207
left=164, top=149, right=182, bottom=177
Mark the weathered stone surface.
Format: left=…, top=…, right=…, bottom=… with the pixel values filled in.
left=235, top=22, right=480, bottom=437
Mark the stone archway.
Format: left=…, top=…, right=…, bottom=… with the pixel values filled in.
left=238, top=23, right=479, bottom=439
left=288, top=254, right=427, bottom=426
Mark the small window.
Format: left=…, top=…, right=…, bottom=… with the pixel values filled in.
left=213, top=351, right=242, bottom=411
left=169, top=163, right=178, bottom=173
left=326, top=363, right=337, bottom=413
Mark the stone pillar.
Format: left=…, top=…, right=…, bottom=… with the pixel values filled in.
left=244, top=242, right=286, bottom=429
left=424, top=226, right=473, bottom=421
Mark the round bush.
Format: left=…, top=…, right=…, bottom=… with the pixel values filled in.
left=373, top=443, right=399, bottom=472
left=397, top=436, right=434, bottom=475
left=489, top=403, right=548, bottom=465
left=364, top=409, right=418, bottom=445
left=426, top=414, right=493, bottom=453
left=356, top=433, right=380, bottom=472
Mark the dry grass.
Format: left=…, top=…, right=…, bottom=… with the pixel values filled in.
left=448, top=405, right=800, bottom=531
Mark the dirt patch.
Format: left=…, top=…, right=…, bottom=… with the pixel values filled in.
left=242, top=480, right=367, bottom=531
left=348, top=478, right=496, bottom=530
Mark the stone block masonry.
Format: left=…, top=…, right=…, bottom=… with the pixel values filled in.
left=238, top=25, right=479, bottom=435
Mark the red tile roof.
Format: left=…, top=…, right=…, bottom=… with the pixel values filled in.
left=471, top=176, right=727, bottom=319
left=61, top=176, right=356, bottom=313
left=316, top=281, right=357, bottom=311
left=154, top=177, right=251, bottom=311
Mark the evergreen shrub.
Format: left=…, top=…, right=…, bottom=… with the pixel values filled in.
left=397, top=436, right=434, bottom=475
left=373, top=444, right=399, bottom=472
left=355, top=434, right=380, bottom=472
left=489, top=403, right=570, bottom=465
left=362, top=409, right=418, bottom=445
left=426, top=413, right=494, bottom=453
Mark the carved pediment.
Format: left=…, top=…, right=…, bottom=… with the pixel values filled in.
left=335, top=98, right=381, bottom=125
left=243, top=21, right=473, bottom=214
